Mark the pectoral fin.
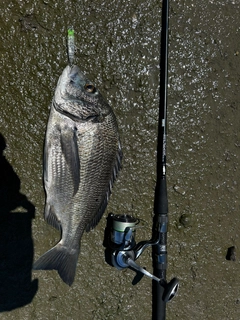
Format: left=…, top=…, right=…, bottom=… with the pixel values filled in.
left=60, top=127, right=80, bottom=196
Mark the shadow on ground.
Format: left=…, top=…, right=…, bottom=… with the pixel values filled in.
left=0, top=133, right=38, bottom=312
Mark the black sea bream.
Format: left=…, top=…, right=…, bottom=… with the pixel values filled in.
left=33, top=65, right=122, bottom=285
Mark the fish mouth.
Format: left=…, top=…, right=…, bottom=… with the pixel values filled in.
left=69, top=65, right=90, bottom=88
left=68, top=65, right=81, bottom=84
left=60, top=65, right=81, bottom=83
left=69, top=65, right=80, bottom=76
left=57, top=65, right=81, bottom=97
left=55, top=65, right=89, bottom=103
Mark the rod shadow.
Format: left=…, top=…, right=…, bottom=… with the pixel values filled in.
left=0, top=133, right=38, bottom=311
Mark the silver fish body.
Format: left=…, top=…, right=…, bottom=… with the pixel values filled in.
left=33, top=65, right=122, bottom=285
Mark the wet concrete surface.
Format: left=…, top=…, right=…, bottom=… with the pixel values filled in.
left=0, top=0, right=240, bottom=319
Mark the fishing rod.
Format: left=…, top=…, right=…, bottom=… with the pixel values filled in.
left=152, top=0, right=179, bottom=318
left=106, top=0, right=178, bottom=319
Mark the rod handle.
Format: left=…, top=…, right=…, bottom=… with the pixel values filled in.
left=154, top=177, right=168, bottom=215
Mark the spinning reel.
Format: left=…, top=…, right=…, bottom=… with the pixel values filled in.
left=108, top=214, right=179, bottom=303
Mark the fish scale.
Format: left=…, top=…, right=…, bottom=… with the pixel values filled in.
left=33, top=65, right=122, bottom=285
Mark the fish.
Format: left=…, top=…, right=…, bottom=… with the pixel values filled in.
left=33, top=65, right=122, bottom=286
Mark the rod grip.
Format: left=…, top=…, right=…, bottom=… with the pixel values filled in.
left=154, top=177, right=168, bottom=215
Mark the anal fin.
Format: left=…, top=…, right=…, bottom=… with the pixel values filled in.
left=45, top=203, right=61, bottom=231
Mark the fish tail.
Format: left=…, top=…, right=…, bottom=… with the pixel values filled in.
left=33, top=243, right=79, bottom=286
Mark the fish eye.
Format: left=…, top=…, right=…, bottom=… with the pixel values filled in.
left=85, top=84, right=96, bottom=93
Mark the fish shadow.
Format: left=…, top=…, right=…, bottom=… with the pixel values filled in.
left=0, top=133, right=38, bottom=311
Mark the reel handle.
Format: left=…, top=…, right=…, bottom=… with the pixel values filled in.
left=113, top=251, right=179, bottom=302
